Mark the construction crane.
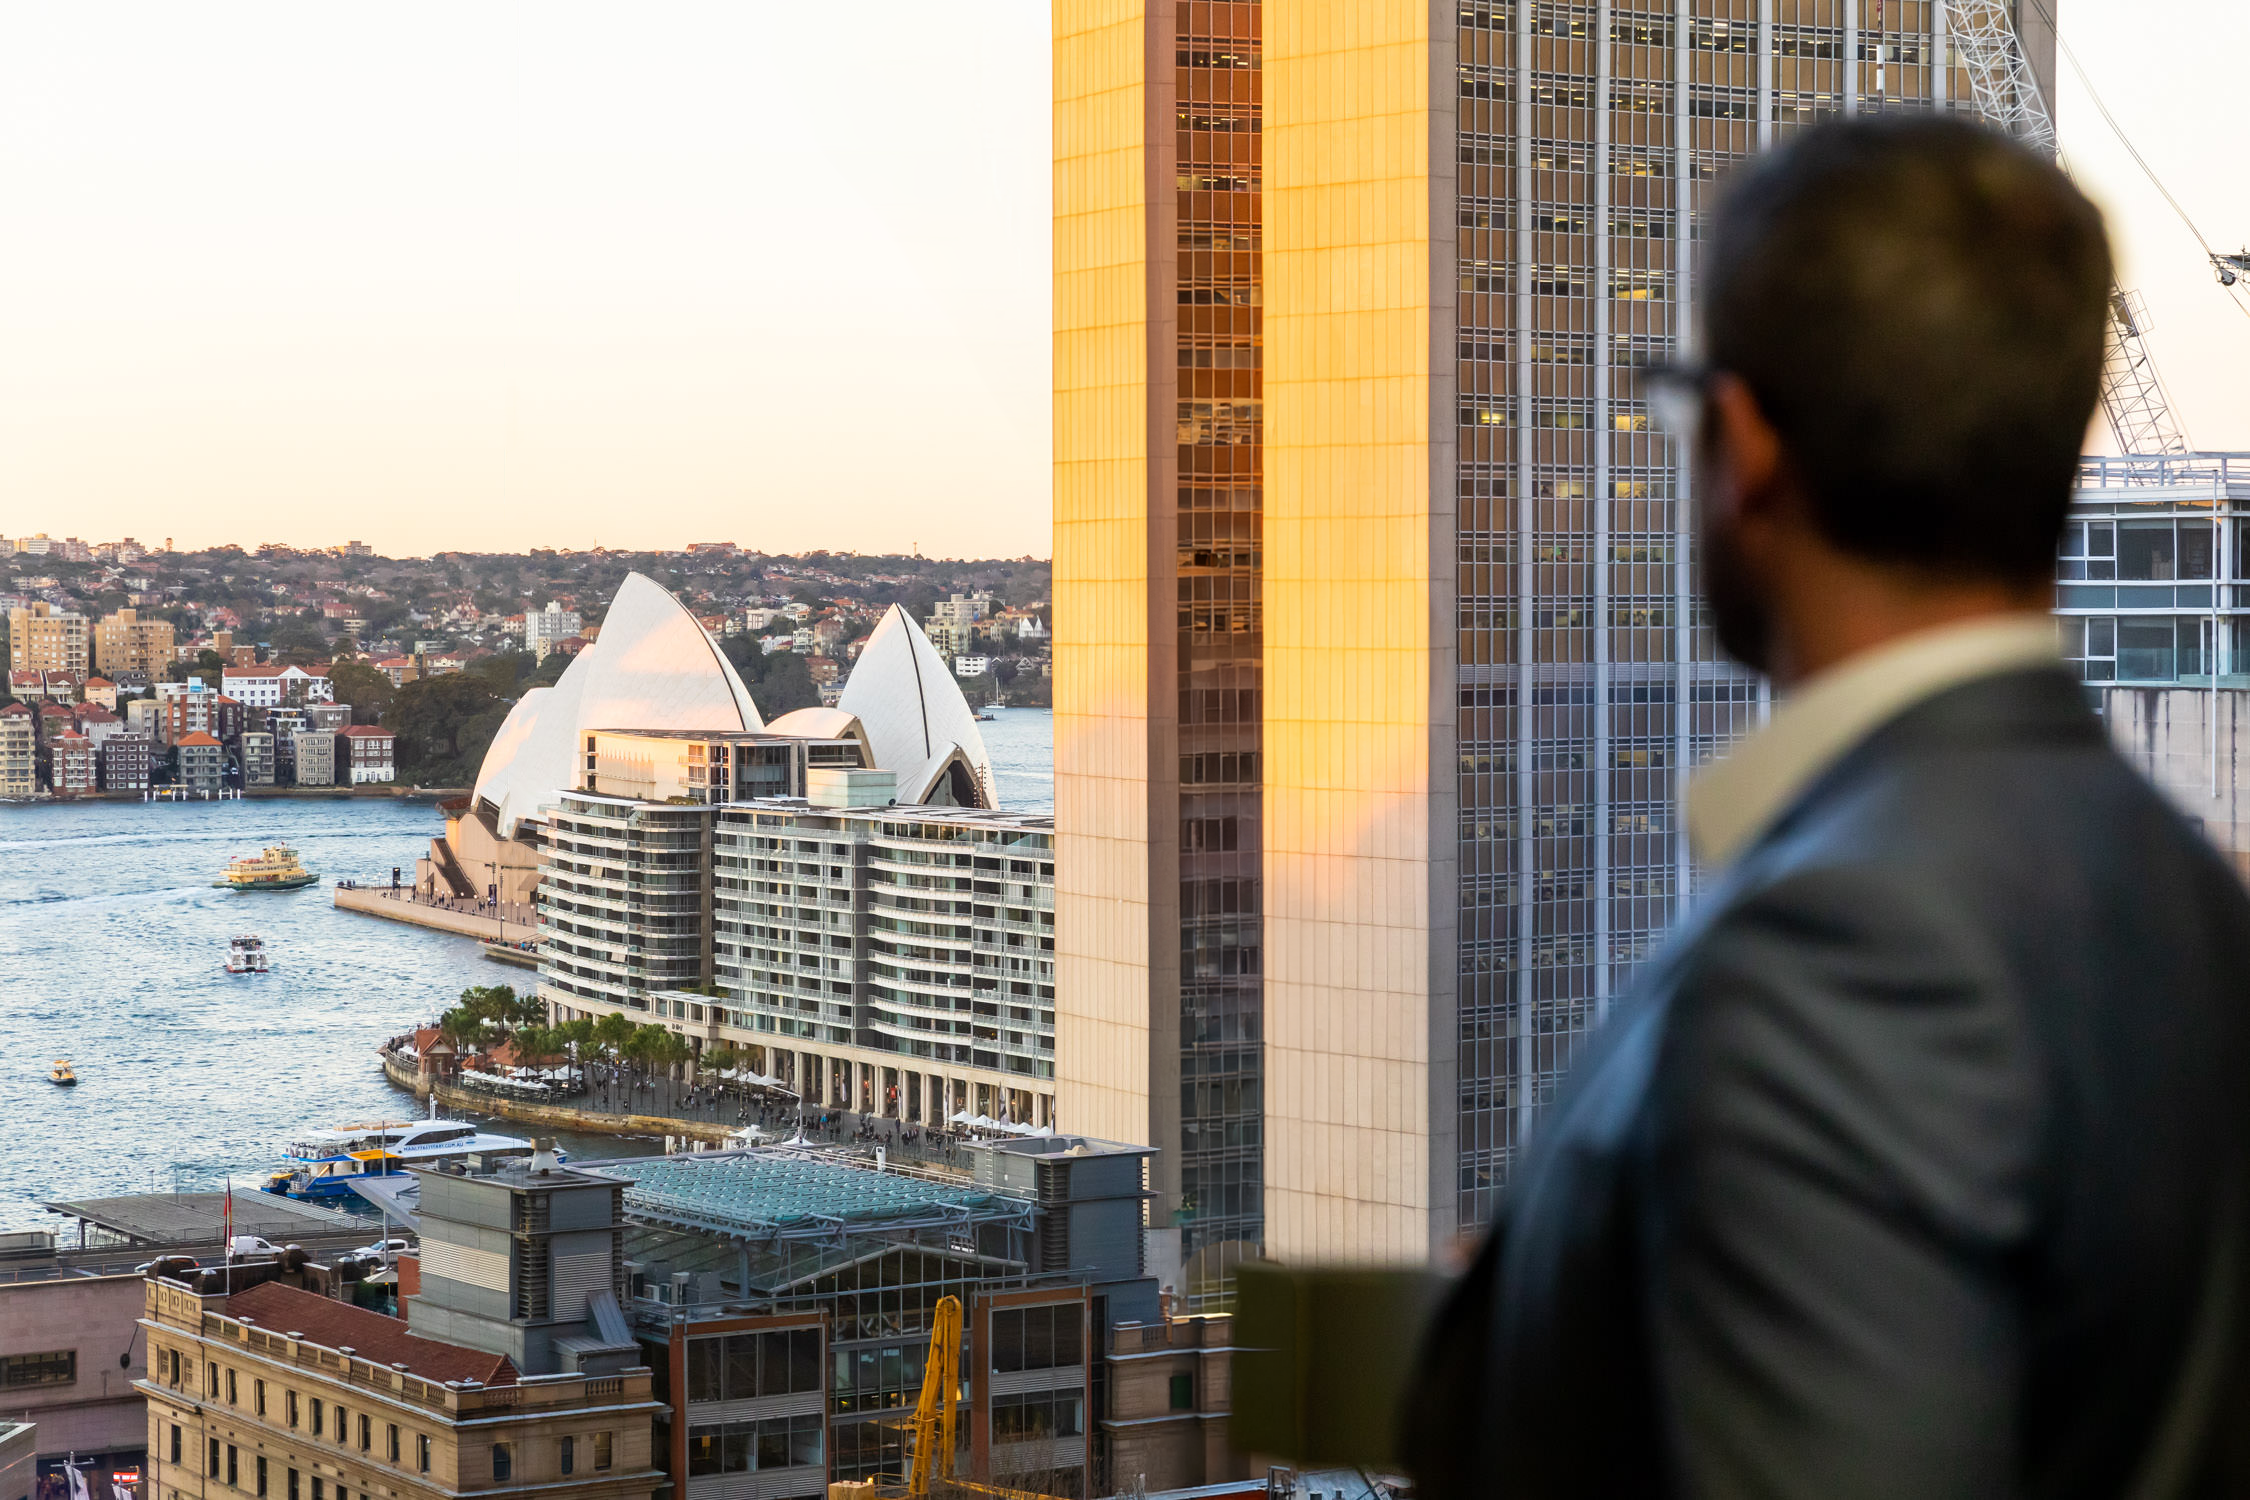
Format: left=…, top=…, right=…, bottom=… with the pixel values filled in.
left=1943, top=0, right=2192, bottom=458
left=908, top=1295, right=963, bottom=1496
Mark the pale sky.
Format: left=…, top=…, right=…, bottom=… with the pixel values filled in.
left=0, top=2, right=2238, bottom=558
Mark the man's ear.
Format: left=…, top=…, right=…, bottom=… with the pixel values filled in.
left=1705, top=372, right=1787, bottom=527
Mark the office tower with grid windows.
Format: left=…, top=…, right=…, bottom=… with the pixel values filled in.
left=1056, top=0, right=2058, bottom=1283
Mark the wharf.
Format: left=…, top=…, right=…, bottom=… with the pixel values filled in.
left=378, top=1046, right=732, bottom=1144
left=334, top=885, right=536, bottom=945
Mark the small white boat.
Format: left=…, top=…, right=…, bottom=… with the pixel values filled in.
left=225, top=935, right=270, bottom=974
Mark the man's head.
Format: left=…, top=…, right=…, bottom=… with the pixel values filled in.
left=1685, top=116, right=2112, bottom=677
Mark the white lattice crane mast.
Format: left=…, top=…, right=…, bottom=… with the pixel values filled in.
left=1943, top=0, right=2190, bottom=457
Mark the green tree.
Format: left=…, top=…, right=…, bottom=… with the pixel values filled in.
left=386, top=673, right=509, bottom=786
left=591, top=1010, right=637, bottom=1064
left=437, top=1005, right=488, bottom=1054
left=329, top=659, right=396, bottom=727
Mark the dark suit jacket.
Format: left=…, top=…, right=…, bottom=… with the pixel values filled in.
left=1403, top=668, right=2250, bottom=1498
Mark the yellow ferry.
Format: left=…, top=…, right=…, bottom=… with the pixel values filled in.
left=215, top=845, right=319, bottom=892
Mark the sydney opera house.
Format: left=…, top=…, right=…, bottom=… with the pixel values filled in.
left=421, top=572, right=1001, bottom=905
left=423, top=573, right=1057, bottom=1129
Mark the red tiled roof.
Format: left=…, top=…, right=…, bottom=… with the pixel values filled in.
left=224, top=1282, right=516, bottom=1386
left=175, top=731, right=222, bottom=747
left=340, top=726, right=392, bottom=739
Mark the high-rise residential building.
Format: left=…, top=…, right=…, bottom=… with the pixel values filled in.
left=8, top=603, right=90, bottom=675
left=1056, top=0, right=2057, bottom=1286
left=537, top=778, right=1059, bottom=1130
left=525, top=602, right=583, bottom=659
left=93, top=609, right=176, bottom=678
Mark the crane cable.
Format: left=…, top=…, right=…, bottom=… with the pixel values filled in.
left=2019, top=0, right=2250, bottom=322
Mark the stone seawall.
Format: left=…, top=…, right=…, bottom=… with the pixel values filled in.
left=377, top=1047, right=731, bottom=1143
left=335, top=885, right=537, bottom=945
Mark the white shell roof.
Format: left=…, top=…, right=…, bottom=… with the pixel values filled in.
left=836, top=605, right=998, bottom=809
left=472, top=572, right=762, bottom=836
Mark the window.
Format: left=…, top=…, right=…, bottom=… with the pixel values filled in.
left=311, top=1398, right=324, bottom=1437
left=386, top=1425, right=398, bottom=1464
left=1169, top=1373, right=1194, bottom=1411
left=593, top=1433, right=612, bottom=1473
left=255, top=1380, right=266, bottom=1417
left=312, top=1478, right=324, bottom=1500
left=988, top=1305, right=1084, bottom=1374
left=227, top=1370, right=238, bottom=1405
left=256, top=1458, right=268, bottom=1498
left=287, top=1470, right=299, bottom=1500
left=170, top=1427, right=182, bottom=1465
left=560, top=1438, right=574, bottom=1477
left=492, top=1444, right=512, bottom=1482
left=208, top=1439, right=221, bottom=1478
left=0, top=1351, right=76, bottom=1389
left=2119, top=618, right=2177, bottom=682
left=287, top=1391, right=300, bottom=1427
left=334, top=1405, right=346, bottom=1445
left=2120, top=521, right=2176, bottom=581
left=417, top=1436, right=430, bottom=1475
left=208, top=1364, right=220, bottom=1397
left=227, top=1446, right=238, bottom=1487
left=167, top=1349, right=182, bottom=1384
left=358, top=1414, right=370, bottom=1452
left=992, top=1392, right=1086, bottom=1442
left=688, top=1417, right=820, bottom=1474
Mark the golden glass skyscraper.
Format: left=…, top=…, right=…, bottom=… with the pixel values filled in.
left=1057, top=0, right=2057, bottom=1288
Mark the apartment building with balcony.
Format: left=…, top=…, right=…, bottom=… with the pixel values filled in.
left=1, top=704, right=38, bottom=797
left=7, top=603, right=89, bottom=675
left=538, top=793, right=717, bottom=1019
left=94, top=610, right=176, bottom=678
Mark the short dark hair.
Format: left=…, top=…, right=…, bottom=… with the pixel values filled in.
left=1703, top=115, right=2112, bottom=583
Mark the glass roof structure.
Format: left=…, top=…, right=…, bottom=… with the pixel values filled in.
left=606, top=1150, right=1034, bottom=1247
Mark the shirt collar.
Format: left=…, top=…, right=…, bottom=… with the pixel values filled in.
left=1686, top=614, right=2065, bottom=867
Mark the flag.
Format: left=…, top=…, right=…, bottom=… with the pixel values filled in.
left=66, top=1465, right=89, bottom=1500
left=223, top=1176, right=234, bottom=1250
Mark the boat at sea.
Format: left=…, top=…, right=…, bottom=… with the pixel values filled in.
left=225, top=935, right=270, bottom=974
left=216, top=845, right=319, bottom=892
left=262, top=1119, right=563, bottom=1200
left=48, top=1059, right=77, bottom=1087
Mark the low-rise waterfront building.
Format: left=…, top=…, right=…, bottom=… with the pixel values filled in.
left=0, top=704, right=37, bottom=797
left=292, top=731, right=337, bottom=788
left=219, top=665, right=334, bottom=709
left=340, top=727, right=395, bottom=785
left=46, top=730, right=95, bottom=796
left=84, top=676, right=119, bottom=712
left=239, top=731, right=276, bottom=788
left=175, top=732, right=223, bottom=796
left=102, top=734, right=154, bottom=794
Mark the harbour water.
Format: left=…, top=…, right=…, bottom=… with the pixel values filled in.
left=0, top=709, right=1052, bottom=1232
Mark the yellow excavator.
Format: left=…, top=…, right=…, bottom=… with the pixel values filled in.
left=908, top=1295, right=963, bottom=1495
left=892, top=1296, right=1065, bottom=1500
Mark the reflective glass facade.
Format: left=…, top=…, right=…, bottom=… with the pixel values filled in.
left=1060, top=0, right=2057, bottom=1272
left=1172, top=0, right=1266, bottom=1300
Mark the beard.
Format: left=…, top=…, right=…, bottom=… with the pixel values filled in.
left=1695, top=490, right=1775, bottom=676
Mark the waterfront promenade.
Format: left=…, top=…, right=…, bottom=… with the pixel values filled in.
left=383, top=1041, right=992, bottom=1173
left=335, top=883, right=536, bottom=944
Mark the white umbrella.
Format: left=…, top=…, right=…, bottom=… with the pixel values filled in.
left=948, top=1109, right=974, bottom=1124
